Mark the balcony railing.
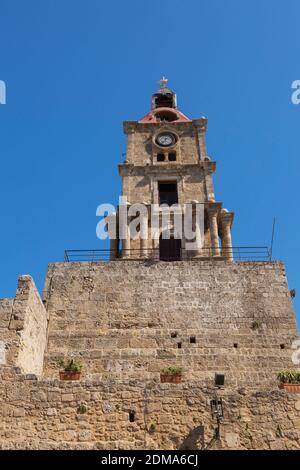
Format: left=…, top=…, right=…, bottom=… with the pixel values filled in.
left=64, top=246, right=271, bottom=262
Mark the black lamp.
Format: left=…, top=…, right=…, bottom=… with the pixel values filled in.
left=210, top=398, right=224, bottom=420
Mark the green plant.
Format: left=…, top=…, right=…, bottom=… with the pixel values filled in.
left=59, top=358, right=82, bottom=373
left=77, top=404, right=88, bottom=414
left=277, top=371, right=300, bottom=384
left=251, top=320, right=262, bottom=330
left=276, top=424, right=283, bottom=438
left=148, top=423, right=156, bottom=433
left=161, top=366, right=183, bottom=376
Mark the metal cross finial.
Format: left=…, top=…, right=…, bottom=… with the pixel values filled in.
left=158, top=76, right=168, bottom=89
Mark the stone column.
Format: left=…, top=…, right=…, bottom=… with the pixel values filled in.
left=140, top=238, right=148, bottom=258
left=109, top=238, right=118, bottom=261
left=140, top=213, right=148, bottom=258
left=119, top=201, right=131, bottom=259
left=208, top=207, right=220, bottom=257
left=194, top=220, right=202, bottom=257
left=220, top=211, right=234, bottom=261
left=191, top=202, right=202, bottom=257
left=105, top=213, right=118, bottom=260
left=122, top=235, right=131, bottom=259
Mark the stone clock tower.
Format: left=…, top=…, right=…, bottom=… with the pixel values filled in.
left=113, top=78, right=234, bottom=261
left=0, top=79, right=299, bottom=451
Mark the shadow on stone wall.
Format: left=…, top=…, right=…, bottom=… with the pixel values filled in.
left=178, top=425, right=205, bottom=450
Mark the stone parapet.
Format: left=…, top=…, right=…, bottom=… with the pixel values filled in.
left=42, top=261, right=298, bottom=387
left=0, top=368, right=299, bottom=450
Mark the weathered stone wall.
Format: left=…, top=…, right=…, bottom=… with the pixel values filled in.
left=0, top=367, right=299, bottom=450
left=43, top=260, right=298, bottom=388
left=0, top=299, right=13, bottom=366
left=0, top=260, right=299, bottom=450
left=0, top=299, right=13, bottom=327
left=121, top=165, right=209, bottom=205
left=0, top=276, right=48, bottom=377
left=121, top=122, right=215, bottom=207
left=124, top=123, right=201, bottom=167
left=13, top=276, right=48, bottom=377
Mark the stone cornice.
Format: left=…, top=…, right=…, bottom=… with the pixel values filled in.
left=206, top=202, right=223, bottom=214
left=123, top=119, right=208, bottom=134
left=118, top=161, right=216, bottom=176
left=192, top=118, right=208, bottom=131
left=123, top=121, right=137, bottom=134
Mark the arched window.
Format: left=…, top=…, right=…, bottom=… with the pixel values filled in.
left=155, top=110, right=178, bottom=122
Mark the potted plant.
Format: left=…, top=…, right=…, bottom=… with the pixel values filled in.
left=277, top=371, right=300, bottom=392
left=160, top=366, right=183, bottom=384
left=59, top=359, right=82, bottom=381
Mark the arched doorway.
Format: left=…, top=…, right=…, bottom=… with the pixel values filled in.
left=159, top=235, right=181, bottom=261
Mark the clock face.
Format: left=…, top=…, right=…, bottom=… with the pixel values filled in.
left=156, top=133, right=176, bottom=147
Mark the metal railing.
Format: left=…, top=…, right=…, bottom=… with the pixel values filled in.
left=64, top=246, right=271, bottom=262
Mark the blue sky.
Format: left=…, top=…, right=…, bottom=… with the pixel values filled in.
left=0, top=1, right=299, bottom=325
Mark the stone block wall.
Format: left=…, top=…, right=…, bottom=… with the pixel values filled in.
left=0, top=259, right=299, bottom=450
left=0, top=367, right=299, bottom=450
left=0, top=299, right=13, bottom=366
left=43, top=260, right=299, bottom=388
left=124, top=123, right=201, bottom=167
left=120, top=165, right=208, bottom=206
left=121, top=122, right=215, bottom=207
left=0, top=276, right=48, bottom=377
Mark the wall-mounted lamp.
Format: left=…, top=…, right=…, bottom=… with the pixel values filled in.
left=203, top=374, right=226, bottom=449
left=210, top=398, right=223, bottom=420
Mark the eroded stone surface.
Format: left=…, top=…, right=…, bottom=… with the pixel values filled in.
left=0, top=260, right=299, bottom=449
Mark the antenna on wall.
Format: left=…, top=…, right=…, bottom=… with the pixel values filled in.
left=270, top=217, right=276, bottom=260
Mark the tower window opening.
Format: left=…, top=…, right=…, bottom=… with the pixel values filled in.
left=168, top=153, right=176, bottom=162
left=158, top=181, right=178, bottom=206
left=155, top=111, right=178, bottom=122
left=190, top=336, right=196, bottom=344
left=171, top=332, right=177, bottom=338
left=157, top=153, right=165, bottom=162
left=159, top=236, right=181, bottom=261
left=154, top=94, right=174, bottom=109
left=280, top=344, right=285, bottom=350
left=178, top=342, right=182, bottom=349
left=234, top=343, right=238, bottom=348
left=129, top=411, right=135, bottom=422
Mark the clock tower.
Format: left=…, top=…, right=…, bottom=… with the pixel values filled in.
left=112, top=78, right=234, bottom=261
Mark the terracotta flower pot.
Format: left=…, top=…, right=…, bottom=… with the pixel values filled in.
left=59, top=371, right=81, bottom=381
left=279, top=383, right=300, bottom=392
left=160, top=373, right=182, bottom=384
